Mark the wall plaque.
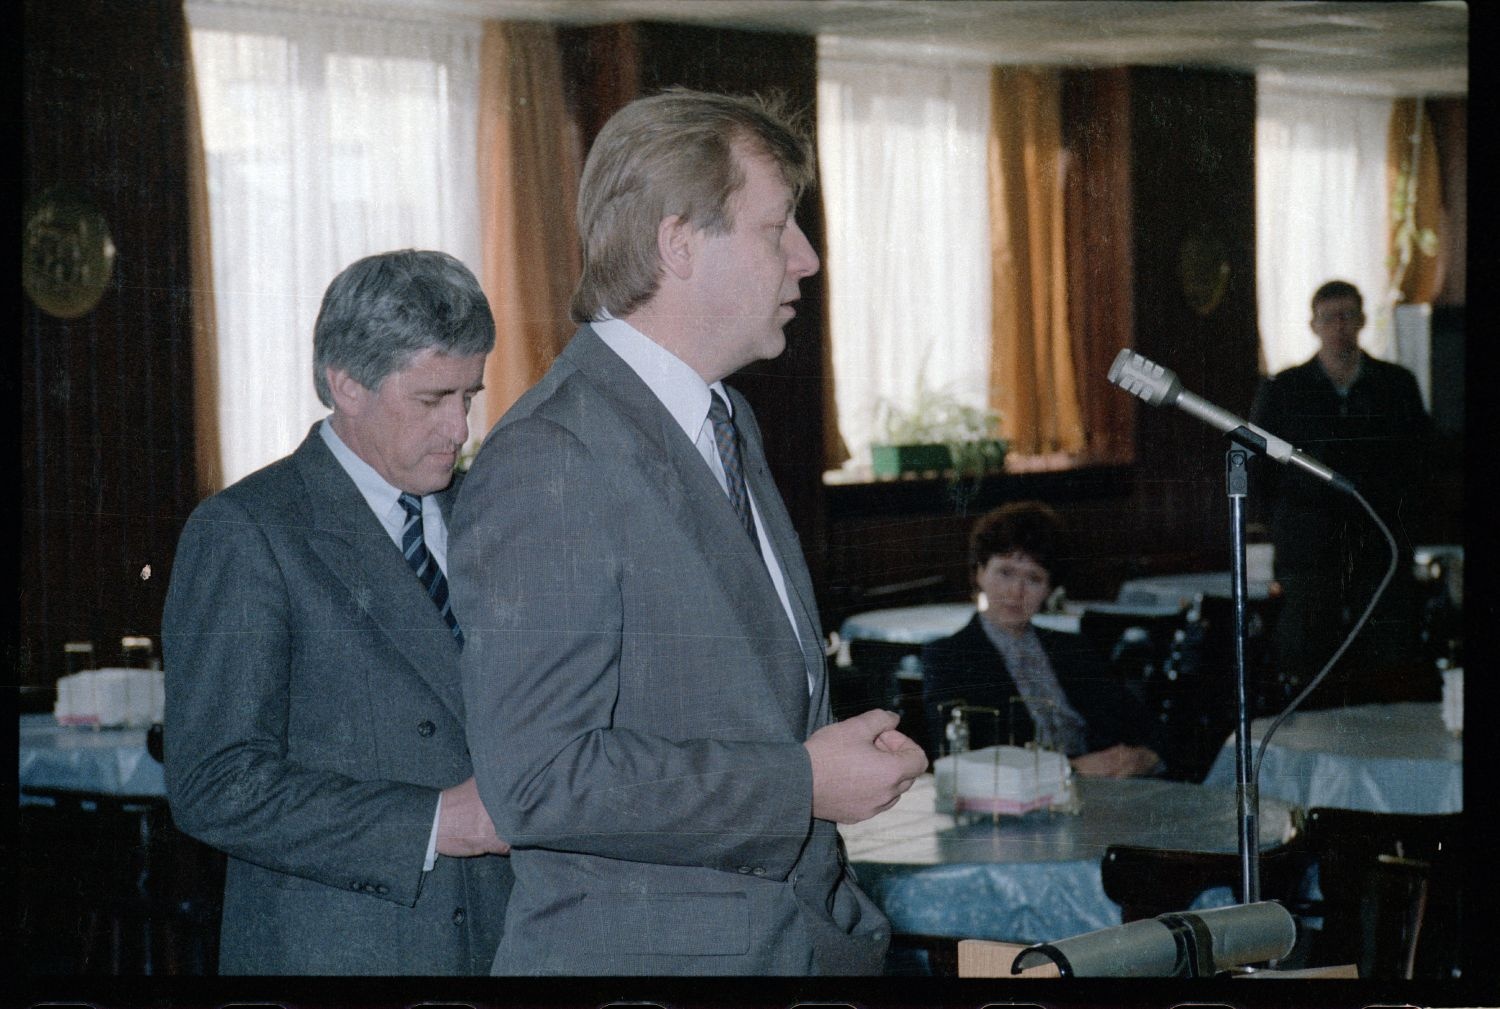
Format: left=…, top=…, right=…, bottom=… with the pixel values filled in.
left=23, top=187, right=117, bottom=320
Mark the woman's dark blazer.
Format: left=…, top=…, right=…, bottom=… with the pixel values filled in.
left=919, top=613, right=1166, bottom=760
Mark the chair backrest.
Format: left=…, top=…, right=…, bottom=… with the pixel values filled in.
left=1101, top=837, right=1311, bottom=925
left=1080, top=603, right=1237, bottom=782
left=1077, top=605, right=1187, bottom=673
left=1301, top=807, right=1463, bottom=980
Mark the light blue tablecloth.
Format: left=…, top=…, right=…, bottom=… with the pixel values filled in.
left=841, top=774, right=1296, bottom=944
left=18, top=712, right=164, bottom=799
left=1202, top=702, right=1462, bottom=814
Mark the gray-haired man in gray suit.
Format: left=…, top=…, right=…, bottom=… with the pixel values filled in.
left=450, top=90, right=928, bottom=976
left=163, top=249, right=512, bottom=974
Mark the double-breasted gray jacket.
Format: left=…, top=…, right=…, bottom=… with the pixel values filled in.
left=163, top=426, right=511, bottom=974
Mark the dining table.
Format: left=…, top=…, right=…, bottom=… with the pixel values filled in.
left=1116, top=571, right=1273, bottom=608
left=839, top=772, right=1298, bottom=946
left=16, top=712, right=188, bottom=973
left=1201, top=701, right=1462, bottom=814
left=837, top=601, right=1134, bottom=651
left=18, top=712, right=165, bottom=802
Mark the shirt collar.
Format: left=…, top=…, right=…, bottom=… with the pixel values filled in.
left=319, top=417, right=404, bottom=518
left=592, top=315, right=731, bottom=442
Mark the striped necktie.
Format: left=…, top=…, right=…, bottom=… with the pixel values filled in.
left=398, top=492, right=462, bottom=644
left=707, top=391, right=762, bottom=557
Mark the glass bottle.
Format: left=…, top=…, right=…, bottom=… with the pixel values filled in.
left=120, top=636, right=155, bottom=669
left=63, top=641, right=95, bottom=677
left=945, top=705, right=970, bottom=757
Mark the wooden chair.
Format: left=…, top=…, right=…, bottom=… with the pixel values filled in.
left=1297, top=807, right=1463, bottom=980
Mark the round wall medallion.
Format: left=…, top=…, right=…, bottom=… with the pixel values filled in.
left=1178, top=232, right=1230, bottom=317
left=23, top=186, right=117, bottom=320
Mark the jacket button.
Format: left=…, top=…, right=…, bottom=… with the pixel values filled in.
left=375, top=884, right=389, bottom=894
left=350, top=881, right=362, bottom=891
left=752, top=867, right=766, bottom=876
left=737, top=865, right=751, bottom=874
left=453, top=907, right=466, bottom=925
left=417, top=720, right=436, bottom=737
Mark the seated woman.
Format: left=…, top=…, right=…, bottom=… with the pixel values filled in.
left=921, top=501, right=1166, bottom=778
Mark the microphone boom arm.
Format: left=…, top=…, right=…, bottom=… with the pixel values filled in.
left=1108, top=349, right=1353, bottom=493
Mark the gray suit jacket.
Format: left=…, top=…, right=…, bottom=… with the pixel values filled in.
left=450, top=327, right=888, bottom=976
left=162, top=425, right=511, bottom=974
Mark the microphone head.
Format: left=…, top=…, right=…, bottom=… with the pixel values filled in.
left=1108, top=349, right=1182, bottom=406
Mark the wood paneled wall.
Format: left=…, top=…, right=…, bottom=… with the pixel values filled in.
left=20, top=0, right=199, bottom=690
left=1120, top=67, right=1261, bottom=558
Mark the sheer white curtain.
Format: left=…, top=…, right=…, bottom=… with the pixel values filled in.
left=1256, top=79, right=1394, bottom=376
left=187, top=1, right=481, bottom=486
left=818, top=51, right=991, bottom=467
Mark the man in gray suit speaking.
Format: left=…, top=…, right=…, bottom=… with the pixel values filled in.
left=450, top=90, right=927, bottom=975
left=163, top=250, right=512, bottom=974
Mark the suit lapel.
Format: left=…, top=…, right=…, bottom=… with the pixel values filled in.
left=289, top=427, right=464, bottom=721
left=564, top=331, right=811, bottom=733
left=728, top=386, right=826, bottom=731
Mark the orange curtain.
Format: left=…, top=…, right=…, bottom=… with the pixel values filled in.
left=185, top=27, right=222, bottom=498
left=1387, top=98, right=1444, bottom=305
left=478, top=22, right=582, bottom=431
left=987, top=67, right=1084, bottom=457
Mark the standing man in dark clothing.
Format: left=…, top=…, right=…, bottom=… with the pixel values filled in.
left=1250, top=280, right=1433, bottom=710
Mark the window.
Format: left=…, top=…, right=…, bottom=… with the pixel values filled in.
left=188, top=1, right=481, bottom=486
left=818, top=49, right=992, bottom=471
left=1254, top=79, right=1394, bottom=376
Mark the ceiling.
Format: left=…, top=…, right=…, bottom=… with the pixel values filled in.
left=442, top=0, right=1469, bottom=97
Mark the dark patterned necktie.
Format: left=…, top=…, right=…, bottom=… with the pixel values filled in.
left=707, top=391, right=762, bottom=556
left=398, top=492, right=463, bottom=644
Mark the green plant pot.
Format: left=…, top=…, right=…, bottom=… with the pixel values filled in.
left=950, top=438, right=1008, bottom=475
left=870, top=443, right=953, bottom=477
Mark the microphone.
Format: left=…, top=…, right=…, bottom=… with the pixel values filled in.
left=1108, top=349, right=1353, bottom=493
left=1011, top=901, right=1297, bottom=978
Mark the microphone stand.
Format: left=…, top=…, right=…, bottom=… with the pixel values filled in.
left=1104, top=349, right=1382, bottom=908
left=1223, top=433, right=1260, bottom=904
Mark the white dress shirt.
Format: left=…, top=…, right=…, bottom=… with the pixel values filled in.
left=592, top=317, right=811, bottom=693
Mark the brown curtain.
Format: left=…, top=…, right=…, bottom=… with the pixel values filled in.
left=819, top=255, right=851, bottom=470
left=1388, top=98, right=1444, bottom=305
left=185, top=26, right=223, bottom=499
left=987, top=67, right=1085, bottom=457
left=1061, top=68, right=1134, bottom=464
left=478, top=21, right=582, bottom=430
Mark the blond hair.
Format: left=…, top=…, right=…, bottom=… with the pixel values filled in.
left=571, top=87, right=814, bottom=323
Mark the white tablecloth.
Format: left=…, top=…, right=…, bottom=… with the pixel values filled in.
left=839, top=603, right=1099, bottom=646
left=1117, top=571, right=1272, bottom=607
left=839, top=604, right=976, bottom=645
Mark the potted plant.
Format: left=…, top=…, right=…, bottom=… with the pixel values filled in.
left=870, top=389, right=1007, bottom=478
